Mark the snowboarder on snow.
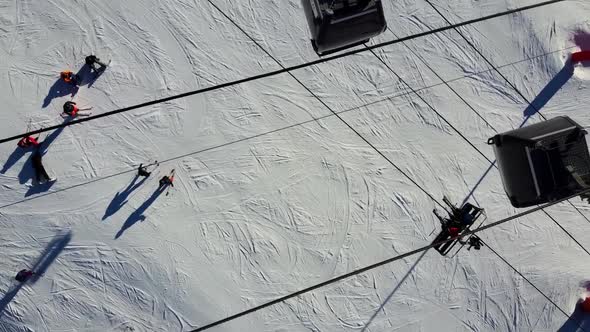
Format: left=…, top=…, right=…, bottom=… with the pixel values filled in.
left=85, top=55, right=107, bottom=72
left=32, top=147, right=53, bottom=183
left=17, top=135, right=40, bottom=149
left=15, top=269, right=35, bottom=282
left=138, top=163, right=152, bottom=177
left=60, top=70, right=80, bottom=85
left=63, top=101, right=92, bottom=117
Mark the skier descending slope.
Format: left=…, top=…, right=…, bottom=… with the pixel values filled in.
left=62, top=101, right=92, bottom=117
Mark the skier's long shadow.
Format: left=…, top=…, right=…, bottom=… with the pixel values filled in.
left=0, top=230, right=71, bottom=319
left=0, top=148, right=27, bottom=174
left=103, top=175, right=148, bottom=220
left=75, top=64, right=105, bottom=88
left=115, top=186, right=166, bottom=239
left=360, top=250, right=428, bottom=331
left=42, top=78, right=79, bottom=108
left=41, top=62, right=107, bottom=108
left=521, top=59, right=574, bottom=121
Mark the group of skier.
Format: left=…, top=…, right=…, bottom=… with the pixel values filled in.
left=15, top=54, right=177, bottom=187
left=15, top=55, right=110, bottom=184
left=59, top=55, right=107, bottom=117
left=12, top=54, right=176, bottom=280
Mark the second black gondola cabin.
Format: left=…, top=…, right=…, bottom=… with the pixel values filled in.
left=301, top=0, right=387, bottom=56
left=488, top=116, right=590, bottom=208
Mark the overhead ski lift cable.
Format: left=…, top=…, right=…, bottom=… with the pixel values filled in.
left=191, top=188, right=590, bottom=332
left=423, top=0, right=590, bottom=225
left=362, top=41, right=590, bottom=323
left=362, top=46, right=590, bottom=257
left=364, top=34, right=590, bottom=328
left=0, top=0, right=565, bottom=145
left=0, top=46, right=575, bottom=211
left=205, top=0, right=448, bottom=208
left=420, top=0, right=590, bottom=253
left=197, top=3, right=586, bottom=331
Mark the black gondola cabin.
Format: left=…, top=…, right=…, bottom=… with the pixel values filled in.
left=301, top=0, right=387, bottom=56
left=488, top=116, right=590, bottom=208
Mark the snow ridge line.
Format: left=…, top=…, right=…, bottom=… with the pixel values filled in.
left=192, top=187, right=590, bottom=332
left=0, top=0, right=566, bottom=144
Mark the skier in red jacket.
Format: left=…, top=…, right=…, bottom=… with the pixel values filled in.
left=17, top=135, right=40, bottom=149
left=63, top=101, right=92, bottom=117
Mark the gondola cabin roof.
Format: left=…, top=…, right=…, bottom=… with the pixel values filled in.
left=488, top=116, right=590, bottom=208
left=301, top=0, right=387, bottom=56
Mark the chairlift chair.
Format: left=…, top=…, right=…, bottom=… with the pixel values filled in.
left=488, top=116, right=590, bottom=208
left=432, top=197, right=484, bottom=256
left=301, top=0, right=387, bottom=56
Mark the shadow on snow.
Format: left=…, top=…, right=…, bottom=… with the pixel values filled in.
left=42, top=63, right=107, bottom=108
left=0, top=230, right=72, bottom=319
left=103, top=175, right=148, bottom=220
left=114, top=186, right=166, bottom=239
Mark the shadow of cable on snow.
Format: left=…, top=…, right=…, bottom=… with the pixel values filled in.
left=0, top=230, right=71, bottom=319
left=0, top=46, right=579, bottom=209
left=103, top=175, right=147, bottom=220
left=360, top=250, right=428, bottom=332
left=115, top=186, right=166, bottom=239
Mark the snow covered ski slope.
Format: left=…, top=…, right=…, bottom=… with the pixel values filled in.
left=2, top=0, right=590, bottom=331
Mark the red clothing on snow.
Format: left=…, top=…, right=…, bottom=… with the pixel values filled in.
left=17, top=136, right=40, bottom=148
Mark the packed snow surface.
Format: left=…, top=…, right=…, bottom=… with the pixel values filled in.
left=1, top=0, right=590, bottom=331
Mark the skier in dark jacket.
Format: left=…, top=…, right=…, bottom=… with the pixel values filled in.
left=138, top=163, right=151, bottom=177
left=159, top=173, right=174, bottom=188
left=32, top=148, right=52, bottom=183
left=85, top=55, right=107, bottom=72
left=63, top=101, right=79, bottom=117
